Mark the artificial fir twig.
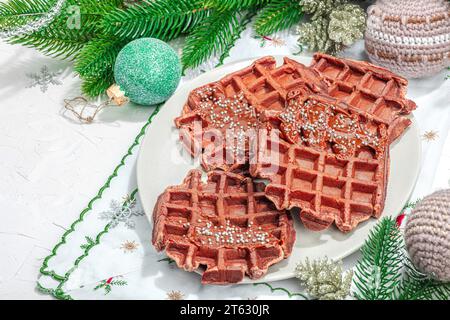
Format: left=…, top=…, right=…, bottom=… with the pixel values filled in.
left=0, top=0, right=313, bottom=96
left=352, top=217, right=404, bottom=300
left=216, top=8, right=257, bottom=66
left=396, top=259, right=450, bottom=300
left=0, top=0, right=52, bottom=29
left=205, top=0, right=270, bottom=11
left=3, top=0, right=123, bottom=59
left=102, top=0, right=210, bottom=41
left=254, top=0, right=303, bottom=36
left=353, top=216, right=450, bottom=300
left=181, top=9, right=242, bottom=70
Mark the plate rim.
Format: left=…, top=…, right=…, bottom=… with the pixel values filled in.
left=137, top=55, right=422, bottom=284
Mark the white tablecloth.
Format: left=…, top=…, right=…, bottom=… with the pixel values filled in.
left=1, top=25, right=449, bottom=299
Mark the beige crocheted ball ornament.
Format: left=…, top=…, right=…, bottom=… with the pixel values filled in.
left=405, top=189, right=450, bottom=282
left=365, top=0, right=450, bottom=78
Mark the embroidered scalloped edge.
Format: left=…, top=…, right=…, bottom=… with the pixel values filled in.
left=38, top=106, right=161, bottom=286
left=253, top=283, right=308, bottom=300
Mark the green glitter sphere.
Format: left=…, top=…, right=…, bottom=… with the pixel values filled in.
left=114, top=38, right=181, bottom=106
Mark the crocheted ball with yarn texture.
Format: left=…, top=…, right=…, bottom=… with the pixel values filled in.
left=405, top=189, right=450, bottom=282
left=365, top=0, right=450, bottom=78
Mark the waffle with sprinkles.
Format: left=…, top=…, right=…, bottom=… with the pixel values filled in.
left=175, top=56, right=321, bottom=172
left=152, top=169, right=296, bottom=284
left=250, top=93, right=390, bottom=233
left=309, top=53, right=416, bottom=142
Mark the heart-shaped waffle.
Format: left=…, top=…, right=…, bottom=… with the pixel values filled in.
left=250, top=93, right=389, bottom=233
left=152, top=170, right=296, bottom=284
left=310, top=53, right=416, bottom=142
left=174, top=56, right=321, bottom=172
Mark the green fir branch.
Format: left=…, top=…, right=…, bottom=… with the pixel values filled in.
left=2, top=0, right=124, bottom=59
left=204, top=0, right=270, bottom=11
left=182, top=9, right=243, bottom=70
left=102, top=0, right=210, bottom=41
left=74, top=37, right=125, bottom=78
left=254, top=0, right=303, bottom=36
left=396, top=259, right=450, bottom=300
left=0, top=0, right=53, bottom=29
left=74, top=37, right=127, bottom=97
left=353, top=218, right=405, bottom=300
left=217, top=8, right=257, bottom=66
left=80, top=69, right=115, bottom=98
left=9, top=21, right=95, bottom=59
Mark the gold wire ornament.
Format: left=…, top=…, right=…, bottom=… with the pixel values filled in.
left=63, top=84, right=129, bottom=123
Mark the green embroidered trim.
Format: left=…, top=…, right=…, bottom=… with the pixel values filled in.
left=402, top=199, right=421, bottom=211
left=39, top=105, right=161, bottom=284
left=253, top=283, right=309, bottom=300
left=36, top=282, right=74, bottom=300
left=50, top=189, right=145, bottom=298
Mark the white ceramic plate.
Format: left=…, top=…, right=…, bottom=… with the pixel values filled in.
left=137, top=56, right=421, bottom=283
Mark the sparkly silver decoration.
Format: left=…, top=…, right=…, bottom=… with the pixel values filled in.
left=0, top=0, right=66, bottom=39
left=297, top=0, right=366, bottom=54
left=26, top=65, right=63, bottom=92
left=295, top=257, right=353, bottom=300
left=328, top=4, right=366, bottom=46
left=99, top=198, right=145, bottom=229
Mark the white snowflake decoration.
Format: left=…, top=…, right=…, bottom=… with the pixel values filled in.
left=26, top=66, right=62, bottom=92
left=99, top=198, right=144, bottom=229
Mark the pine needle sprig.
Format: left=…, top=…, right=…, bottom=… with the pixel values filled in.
left=254, top=0, right=303, bottom=36
left=102, top=0, right=210, bottom=41
left=75, top=37, right=127, bottom=97
left=182, top=9, right=243, bottom=70
left=204, top=0, right=270, bottom=11
left=353, top=218, right=405, bottom=300
left=74, top=37, right=125, bottom=78
left=81, top=70, right=114, bottom=98
left=0, top=0, right=53, bottom=29
left=9, top=21, right=95, bottom=59
left=2, top=0, right=123, bottom=59
left=217, top=8, right=257, bottom=66
left=395, top=258, right=450, bottom=300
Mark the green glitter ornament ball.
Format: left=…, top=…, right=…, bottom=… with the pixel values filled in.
left=114, top=38, right=182, bottom=106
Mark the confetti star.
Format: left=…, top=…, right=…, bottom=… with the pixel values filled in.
left=167, top=290, right=184, bottom=300
left=120, top=240, right=139, bottom=253
left=422, top=130, right=439, bottom=142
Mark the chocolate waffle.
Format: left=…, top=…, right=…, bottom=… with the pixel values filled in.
left=250, top=93, right=389, bottom=233
left=175, top=56, right=321, bottom=172
left=309, top=53, right=417, bottom=142
left=152, top=169, right=296, bottom=284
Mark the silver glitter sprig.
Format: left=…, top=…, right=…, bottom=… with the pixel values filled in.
left=295, top=257, right=353, bottom=300
left=328, top=4, right=366, bottom=46
left=297, top=0, right=366, bottom=54
left=0, top=0, right=66, bottom=39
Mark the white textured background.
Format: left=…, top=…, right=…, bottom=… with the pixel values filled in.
left=1, top=23, right=450, bottom=299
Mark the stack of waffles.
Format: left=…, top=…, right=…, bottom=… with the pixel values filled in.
left=153, top=53, right=417, bottom=284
